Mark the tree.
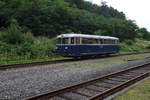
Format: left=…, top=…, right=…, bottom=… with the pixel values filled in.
left=105, top=19, right=138, bottom=41
left=138, top=28, right=150, bottom=40
left=0, top=0, right=23, bottom=27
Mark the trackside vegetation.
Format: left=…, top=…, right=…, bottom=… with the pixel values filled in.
left=114, top=78, right=150, bottom=100
left=0, top=0, right=150, bottom=65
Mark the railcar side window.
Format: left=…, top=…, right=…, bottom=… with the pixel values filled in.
left=92, top=39, right=98, bottom=44
left=110, top=39, right=113, bottom=44
left=76, top=37, right=80, bottom=44
left=62, top=38, right=69, bottom=44
left=71, top=37, right=74, bottom=44
left=103, top=39, right=106, bottom=44
left=99, top=39, right=103, bottom=44
left=117, top=40, right=119, bottom=44
left=88, top=39, right=93, bottom=44
left=113, top=40, right=115, bottom=44
left=108, top=39, right=110, bottom=44
left=112, top=40, right=115, bottom=44
left=88, top=39, right=94, bottom=44
left=82, top=38, right=88, bottom=44
left=115, top=40, right=118, bottom=44
left=82, top=38, right=99, bottom=44
left=81, top=38, right=119, bottom=44
left=110, top=40, right=112, bottom=44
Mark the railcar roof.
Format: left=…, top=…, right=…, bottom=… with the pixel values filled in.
left=57, top=33, right=119, bottom=40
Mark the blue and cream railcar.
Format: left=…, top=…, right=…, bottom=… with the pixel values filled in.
left=55, top=33, right=120, bottom=57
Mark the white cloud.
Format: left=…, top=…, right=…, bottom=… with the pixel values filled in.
left=85, top=0, right=150, bottom=31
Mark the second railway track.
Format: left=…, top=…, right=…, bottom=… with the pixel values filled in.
left=26, top=62, right=150, bottom=100
left=0, top=52, right=150, bottom=71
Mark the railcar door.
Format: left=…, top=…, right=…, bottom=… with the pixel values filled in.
left=74, top=37, right=81, bottom=57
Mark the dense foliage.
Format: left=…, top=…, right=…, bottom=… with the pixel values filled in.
left=65, top=0, right=125, bottom=19
left=0, top=0, right=150, bottom=40
left=0, top=0, right=150, bottom=65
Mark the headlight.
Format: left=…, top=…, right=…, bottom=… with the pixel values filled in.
left=55, top=47, right=58, bottom=50
left=65, top=47, right=68, bottom=49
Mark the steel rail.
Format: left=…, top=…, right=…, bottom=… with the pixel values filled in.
left=0, top=59, right=75, bottom=70
left=89, top=72, right=149, bottom=100
left=25, top=62, right=150, bottom=100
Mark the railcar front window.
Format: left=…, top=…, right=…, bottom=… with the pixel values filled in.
left=62, top=38, right=69, bottom=44
left=57, top=38, right=61, bottom=44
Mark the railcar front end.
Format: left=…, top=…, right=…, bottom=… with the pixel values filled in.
left=55, top=45, right=80, bottom=57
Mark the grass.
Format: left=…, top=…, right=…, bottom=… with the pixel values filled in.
left=114, top=78, right=150, bottom=100
left=120, top=49, right=150, bottom=55
left=81, top=59, right=125, bottom=69
left=1, top=51, right=150, bottom=66
left=74, top=53, right=150, bottom=70
left=120, top=38, right=150, bottom=54
left=0, top=56, right=71, bottom=66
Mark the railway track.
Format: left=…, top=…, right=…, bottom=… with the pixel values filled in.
left=0, top=59, right=76, bottom=70
left=0, top=52, right=150, bottom=70
left=26, top=62, right=150, bottom=100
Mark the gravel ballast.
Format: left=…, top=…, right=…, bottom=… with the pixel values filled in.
left=0, top=56, right=150, bottom=100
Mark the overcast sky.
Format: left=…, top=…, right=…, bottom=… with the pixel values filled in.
left=85, top=0, right=150, bottom=31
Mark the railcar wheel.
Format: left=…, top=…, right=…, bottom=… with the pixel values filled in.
left=105, top=53, right=111, bottom=57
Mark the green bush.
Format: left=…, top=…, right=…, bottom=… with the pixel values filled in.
left=23, top=32, right=34, bottom=44
left=30, top=37, right=57, bottom=58
left=0, top=41, right=10, bottom=53
left=121, top=39, right=150, bottom=53
left=0, top=23, right=24, bottom=44
left=15, top=36, right=57, bottom=59
left=124, top=39, right=133, bottom=45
